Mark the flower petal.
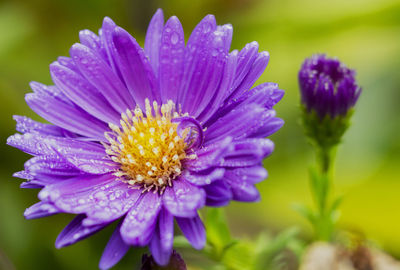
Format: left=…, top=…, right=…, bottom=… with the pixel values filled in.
left=159, top=16, right=185, bottom=103
left=181, top=23, right=230, bottom=117
left=13, top=115, right=68, bottom=137
left=50, top=62, right=120, bottom=124
left=70, top=43, right=135, bottom=113
left=183, top=168, right=225, bottom=186
left=224, top=172, right=260, bottom=202
left=112, top=27, right=160, bottom=110
left=25, top=90, right=107, bottom=141
left=162, top=178, right=205, bottom=218
left=204, top=180, right=232, bottom=207
left=99, top=221, right=130, bottom=270
left=120, top=192, right=161, bottom=246
left=24, top=155, right=80, bottom=177
left=39, top=174, right=141, bottom=226
left=186, top=137, right=232, bottom=172
left=56, top=214, right=108, bottom=248
left=144, top=9, right=164, bottom=76
left=24, top=201, right=60, bottom=219
left=224, top=166, right=268, bottom=185
left=149, top=208, right=174, bottom=266
left=221, top=138, right=274, bottom=167
left=176, top=214, right=205, bottom=250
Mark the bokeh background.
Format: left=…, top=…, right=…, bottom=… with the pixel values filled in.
left=0, top=0, right=399, bottom=269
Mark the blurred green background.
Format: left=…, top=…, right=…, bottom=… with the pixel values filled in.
left=0, top=0, right=399, bottom=269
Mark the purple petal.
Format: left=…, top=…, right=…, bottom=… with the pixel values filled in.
left=7, top=133, right=57, bottom=156
left=99, top=221, right=130, bottom=270
left=181, top=23, right=230, bottom=117
left=162, top=178, right=205, bottom=218
left=149, top=208, right=174, bottom=266
left=159, top=16, right=185, bottom=103
left=144, top=9, right=164, bottom=76
left=112, top=27, right=160, bottom=109
left=228, top=51, right=270, bottom=100
left=197, top=50, right=238, bottom=123
left=224, top=172, right=260, bottom=202
left=178, top=14, right=216, bottom=106
left=221, top=138, right=274, bottom=167
left=224, top=166, right=268, bottom=185
left=50, top=62, right=120, bottom=124
left=249, top=117, right=284, bottom=138
left=13, top=115, right=67, bottom=137
left=39, top=174, right=141, bottom=226
left=176, top=214, right=205, bottom=250
left=56, top=214, right=108, bottom=248
left=229, top=41, right=259, bottom=96
left=24, top=201, right=60, bottom=219
left=25, top=91, right=107, bottom=141
left=185, top=137, right=232, bottom=172
left=100, top=17, right=122, bottom=79
left=70, top=43, right=135, bottom=113
left=24, top=155, right=80, bottom=177
left=20, top=181, right=43, bottom=189
left=182, top=168, right=225, bottom=186
left=120, top=192, right=161, bottom=246
left=204, top=104, right=268, bottom=144
left=57, top=56, right=81, bottom=74
left=79, top=29, right=108, bottom=61
left=204, top=180, right=232, bottom=207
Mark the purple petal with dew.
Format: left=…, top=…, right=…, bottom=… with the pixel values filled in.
left=159, top=15, right=184, bottom=104
left=112, top=27, right=160, bottom=110
left=24, top=155, right=81, bottom=177
left=50, top=62, right=120, bottom=124
left=228, top=51, right=270, bottom=101
left=205, top=104, right=269, bottom=144
left=56, top=214, right=109, bottom=248
left=204, top=180, right=232, bottom=207
left=181, top=23, right=230, bottom=117
left=79, top=29, right=108, bottom=61
left=57, top=56, right=81, bottom=74
left=25, top=91, right=107, bottom=141
left=20, top=181, right=43, bottom=189
left=24, top=201, right=60, bottom=219
left=15, top=170, right=72, bottom=188
left=29, top=81, right=72, bottom=104
left=176, top=214, right=205, bottom=250
left=70, top=43, right=134, bottom=113
left=99, top=220, right=130, bottom=270
left=120, top=191, right=161, bottom=246
left=229, top=41, right=259, bottom=97
left=224, top=173, right=260, bottom=202
left=149, top=208, right=174, bottom=266
left=162, top=178, right=205, bottom=218
left=172, top=116, right=204, bottom=150
left=197, top=50, right=238, bottom=123
left=224, top=166, right=268, bottom=185
left=178, top=14, right=216, bottom=105
left=185, top=136, right=232, bottom=172
left=7, top=133, right=57, bottom=156
left=100, top=17, right=122, bottom=78
left=220, top=138, right=274, bottom=167
left=249, top=117, right=284, bottom=138
left=13, top=115, right=67, bottom=137
left=182, top=168, right=225, bottom=186
left=145, top=8, right=164, bottom=77
left=39, top=174, right=141, bottom=226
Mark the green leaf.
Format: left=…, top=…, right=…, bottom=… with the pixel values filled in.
left=205, top=208, right=232, bottom=255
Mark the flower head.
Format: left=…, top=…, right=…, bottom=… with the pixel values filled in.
left=298, top=54, right=361, bottom=148
left=299, top=54, right=361, bottom=120
left=8, top=9, right=284, bottom=269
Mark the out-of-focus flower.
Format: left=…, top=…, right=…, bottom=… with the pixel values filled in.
left=298, top=54, right=361, bottom=148
left=141, top=250, right=186, bottom=270
left=299, top=54, right=361, bottom=120
left=7, top=9, right=284, bottom=269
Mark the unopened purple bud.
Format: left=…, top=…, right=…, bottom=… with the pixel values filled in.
left=299, top=54, right=361, bottom=120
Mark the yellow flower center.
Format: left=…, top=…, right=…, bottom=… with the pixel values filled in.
left=104, top=99, right=194, bottom=193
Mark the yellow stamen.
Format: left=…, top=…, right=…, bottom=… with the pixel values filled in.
left=104, top=99, right=189, bottom=192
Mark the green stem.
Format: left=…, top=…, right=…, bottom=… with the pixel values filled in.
left=312, top=145, right=336, bottom=241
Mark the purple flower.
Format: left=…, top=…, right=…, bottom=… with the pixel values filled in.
left=7, top=9, right=283, bottom=269
left=299, top=54, right=361, bottom=120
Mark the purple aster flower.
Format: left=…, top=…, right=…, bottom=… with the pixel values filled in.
left=7, top=9, right=284, bottom=269
left=299, top=54, right=361, bottom=120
